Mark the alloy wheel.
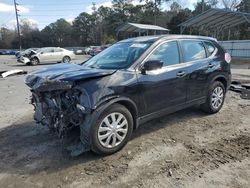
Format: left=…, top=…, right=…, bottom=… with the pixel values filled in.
left=211, top=86, right=224, bottom=109
left=63, top=56, right=70, bottom=63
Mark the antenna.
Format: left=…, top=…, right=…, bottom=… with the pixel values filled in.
left=14, top=0, right=21, bottom=51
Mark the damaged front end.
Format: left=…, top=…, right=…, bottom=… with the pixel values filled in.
left=26, top=75, right=92, bottom=156
left=32, top=88, right=86, bottom=138
left=25, top=63, right=116, bottom=156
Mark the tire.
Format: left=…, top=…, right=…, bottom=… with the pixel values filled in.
left=62, top=56, right=71, bottom=63
left=200, top=81, right=226, bottom=114
left=30, top=57, right=39, bottom=65
left=91, top=104, right=133, bottom=155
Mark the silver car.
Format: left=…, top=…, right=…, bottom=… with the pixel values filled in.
left=21, top=47, right=76, bottom=65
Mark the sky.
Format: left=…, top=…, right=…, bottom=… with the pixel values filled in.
left=0, top=0, right=197, bottom=30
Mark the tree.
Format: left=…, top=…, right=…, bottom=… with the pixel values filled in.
left=168, top=8, right=192, bottom=34
left=192, top=0, right=216, bottom=15
left=73, top=12, right=96, bottom=46
left=221, top=0, right=241, bottom=10
left=1, top=0, right=249, bottom=49
left=170, top=2, right=182, bottom=13
left=41, top=19, right=73, bottom=47
left=237, top=0, right=250, bottom=39
left=19, top=19, right=40, bottom=48
left=0, top=27, right=16, bottom=49
left=237, top=0, right=250, bottom=12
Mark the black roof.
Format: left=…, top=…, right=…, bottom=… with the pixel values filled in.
left=119, top=34, right=217, bottom=43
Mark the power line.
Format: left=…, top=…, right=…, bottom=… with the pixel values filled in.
left=20, top=1, right=93, bottom=5
left=27, top=15, right=76, bottom=17
left=0, top=13, right=16, bottom=25
left=30, top=9, right=85, bottom=12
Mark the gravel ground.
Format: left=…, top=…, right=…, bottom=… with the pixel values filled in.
left=0, top=55, right=250, bottom=188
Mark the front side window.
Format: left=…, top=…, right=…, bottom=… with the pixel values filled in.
left=180, top=40, right=206, bottom=62
left=84, top=42, right=152, bottom=69
left=147, top=41, right=180, bottom=67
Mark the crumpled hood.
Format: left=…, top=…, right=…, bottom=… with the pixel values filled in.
left=25, top=63, right=116, bottom=91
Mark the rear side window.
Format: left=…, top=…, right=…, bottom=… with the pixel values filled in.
left=204, top=41, right=216, bottom=56
left=180, top=40, right=206, bottom=62
left=147, top=41, right=180, bottom=67
left=54, top=48, right=63, bottom=52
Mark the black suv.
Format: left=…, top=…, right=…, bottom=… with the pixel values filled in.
left=25, top=35, right=231, bottom=155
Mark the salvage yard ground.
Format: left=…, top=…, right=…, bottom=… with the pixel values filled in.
left=0, top=55, right=250, bottom=188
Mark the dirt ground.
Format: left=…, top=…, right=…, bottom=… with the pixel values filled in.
left=0, top=55, right=250, bottom=188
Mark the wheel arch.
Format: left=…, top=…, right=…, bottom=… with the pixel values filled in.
left=32, top=56, right=40, bottom=61
left=30, top=56, right=40, bottom=65
left=94, top=97, right=139, bottom=130
left=63, top=55, right=70, bottom=59
left=211, top=75, right=228, bottom=90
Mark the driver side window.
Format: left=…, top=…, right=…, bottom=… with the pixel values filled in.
left=147, top=41, right=180, bottom=67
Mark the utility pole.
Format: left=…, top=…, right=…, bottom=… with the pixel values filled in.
left=202, top=0, right=205, bottom=12
left=154, top=0, right=157, bottom=25
left=14, top=0, right=21, bottom=51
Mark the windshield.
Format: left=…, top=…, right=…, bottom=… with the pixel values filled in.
left=83, top=42, right=152, bottom=69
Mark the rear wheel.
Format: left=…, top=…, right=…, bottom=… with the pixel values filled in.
left=200, top=81, right=225, bottom=114
left=62, top=56, right=71, bottom=63
left=91, top=104, right=133, bottom=155
left=30, top=57, right=39, bottom=65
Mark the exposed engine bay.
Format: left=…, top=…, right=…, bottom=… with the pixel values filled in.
left=32, top=89, right=84, bottom=138
left=30, top=86, right=92, bottom=156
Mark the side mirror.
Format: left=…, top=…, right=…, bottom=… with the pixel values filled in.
left=40, top=52, right=44, bottom=54
left=142, top=60, right=163, bottom=74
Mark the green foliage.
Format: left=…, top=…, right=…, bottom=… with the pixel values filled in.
left=168, top=8, right=192, bottom=34
left=0, top=0, right=249, bottom=49
left=102, top=34, right=117, bottom=44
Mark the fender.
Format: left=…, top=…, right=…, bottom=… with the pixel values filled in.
left=209, top=73, right=230, bottom=90
left=93, top=96, right=139, bottom=129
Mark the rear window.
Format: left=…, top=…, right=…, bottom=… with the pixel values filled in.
left=180, top=40, right=206, bottom=62
left=204, top=41, right=217, bottom=56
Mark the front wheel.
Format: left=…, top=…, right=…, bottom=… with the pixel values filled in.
left=30, top=57, right=39, bottom=65
left=91, top=104, right=133, bottom=155
left=200, top=81, right=226, bottom=114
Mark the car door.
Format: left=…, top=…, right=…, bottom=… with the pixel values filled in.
left=53, top=48, right=64, bottom=61
left=39, top=48, right=54, bottom=62
left=179, top=40, right=215, bottom=103
left=136, top=40, right=188, bottom=116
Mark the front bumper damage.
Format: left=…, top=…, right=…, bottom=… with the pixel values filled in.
left=18, top=56, right=30, bottom=64
left=25, top=63, right=116, bottom=156
left=29, top=80, right=92, bottom=156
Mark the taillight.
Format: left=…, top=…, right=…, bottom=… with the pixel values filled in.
left=225, top=53, right=231, bottom=63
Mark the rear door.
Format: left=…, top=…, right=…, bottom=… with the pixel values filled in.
left=53, top=48, right=64, bottom=61
left=137, top=40, right=188, bottom=116
left=179, top=40, right=216, bottom=103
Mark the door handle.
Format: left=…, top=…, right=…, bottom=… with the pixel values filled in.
left=176, top=71, right=186, bottom=77
left=208, top=63, right=214, bottom=68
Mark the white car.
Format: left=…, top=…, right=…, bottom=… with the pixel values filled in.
left=18, top=47, right=76, bottom=65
